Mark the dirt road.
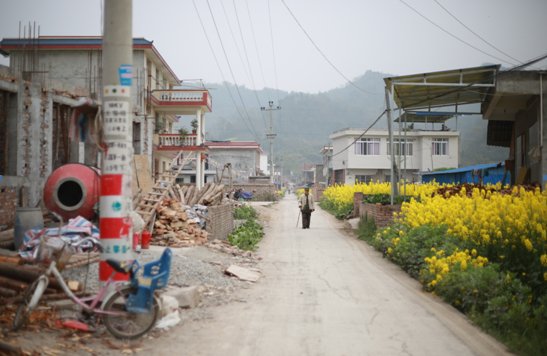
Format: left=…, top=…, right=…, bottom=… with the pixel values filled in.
left=149, top=195, right=510, bottom=356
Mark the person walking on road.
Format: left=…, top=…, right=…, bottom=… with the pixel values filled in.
left=298, top=187, right=315, bottom=229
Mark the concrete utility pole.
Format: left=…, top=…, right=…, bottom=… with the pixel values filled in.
left=99, top=0, right=133, bottom=281
left=261, top=101, right=281, bottom=184
left=385, top=87, right=398, bottom=205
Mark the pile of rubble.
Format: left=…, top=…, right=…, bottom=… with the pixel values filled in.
left=151, top=182, right=237, bottom=248
left=152, top=199, right=209, bottom=247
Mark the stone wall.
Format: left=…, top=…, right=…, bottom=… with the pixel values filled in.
left=0, top=187, right=17, bottom=228
left=206, top=204, right=234, bottom=241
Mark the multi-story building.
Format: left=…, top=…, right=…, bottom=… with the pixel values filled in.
left=204, top=141, right=263, bottom=184
left=329, top=128, right=459, bottom=184
left=0, top=36, right=211, bottom=198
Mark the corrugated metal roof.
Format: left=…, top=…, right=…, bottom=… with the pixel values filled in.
left=394, top=111, right=453, bottom=123
left=384, top=65, right=499, bottom=110
left=421, top=162, right=504, bottom=176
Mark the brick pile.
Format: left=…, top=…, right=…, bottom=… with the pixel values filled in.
left=152, top=199, right=209, bottom=247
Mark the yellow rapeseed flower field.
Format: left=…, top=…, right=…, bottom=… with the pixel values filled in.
left=323, top=182, right=547, bottom=283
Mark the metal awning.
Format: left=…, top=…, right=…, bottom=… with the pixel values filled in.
left=394, top=111, right=452, bottom=123
left=394, top=110, right=480, bottom=123
left=384, top=65, right=500, bottom=110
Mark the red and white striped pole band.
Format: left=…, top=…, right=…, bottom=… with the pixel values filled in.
left=99, top=174, right=132, bottom=281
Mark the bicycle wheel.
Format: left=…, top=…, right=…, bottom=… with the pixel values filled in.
left=13, top=277, right=46, bottom=331
left=102, top=286, right=159, bottom=339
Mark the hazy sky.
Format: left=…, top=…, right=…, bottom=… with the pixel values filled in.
left=1, top=0, right=546, bottom=93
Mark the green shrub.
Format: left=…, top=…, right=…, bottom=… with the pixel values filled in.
left=434, top=265, right=546, bottom=356
left=234, top=205, right=257, bottom=220
left=319, top=199, right=353, bottom=219
left=228, top=219, right=263, bottom=251
left=388, top=225, right=458, bottom=279
left=357, top=213, right=377, bottom=242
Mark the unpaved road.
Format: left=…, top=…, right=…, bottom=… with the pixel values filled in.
left=147, top=195, right=511, bottom=356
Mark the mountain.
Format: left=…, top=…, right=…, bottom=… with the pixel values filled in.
left=199, top=71, right=508, bottom=177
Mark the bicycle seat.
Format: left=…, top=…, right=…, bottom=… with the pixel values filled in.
left=105, top=259, right=132, bottom=275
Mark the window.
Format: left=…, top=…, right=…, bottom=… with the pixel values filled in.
left=432, top=138, right=448, bottom=155
left=355, top=138, right=380, bottom=155
left=355, top=175, right=373, bottom=183
left=387, top=139, right=414, bottom=156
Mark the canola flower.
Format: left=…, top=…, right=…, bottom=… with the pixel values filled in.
left=323, top=182, right=547, bottom=283
left=322, top=181, right=440, bottom=210
left=423, top=248, right=489, bottom=287
left=398, top=185, right=547, bottom=281
left=399, top=187, right=546, bottom=250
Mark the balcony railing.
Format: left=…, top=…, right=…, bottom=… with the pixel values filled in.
left=150, top=89, right=211, bottom=113
left=157, top=133, right=197, bottom=148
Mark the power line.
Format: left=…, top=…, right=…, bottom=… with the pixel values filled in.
left=219, top=0, right=251, bottom=82
left=205, top=0, right=261, bottom=141
left=192, top=0, right=257, bottom=139
left=432, top=0, right=523, bottom=65
left=330, top=110, right=387, bottom=158
left=245, top=0, right=268, bottom=89
left=280, top=0, right=380, bottom=96
left=268, top=0, right=281, bottom=104
left=233, top=0, right=268, bottom=129
left=397, top=0, right=517, bottom=66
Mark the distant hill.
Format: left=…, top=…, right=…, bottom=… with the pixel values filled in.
left=197, top=71, right=508, bottom=177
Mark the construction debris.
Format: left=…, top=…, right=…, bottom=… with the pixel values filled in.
left=206, top=239, right=257, bottom=260
left=152, top=199, right=209, bottom=247
left=171, top=182, right=226, bottom=207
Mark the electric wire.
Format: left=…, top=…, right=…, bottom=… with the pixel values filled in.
left=268, top=0, right=281, bottom=104
left=233, top=0, right=268, bottom=129
left=205, top=0, right=261, bottom=141
left=219, top=0, right=252, bottom=82
left=245, top=0, right=268, bottom=89
left=192, top=0, right=257, bottom=139
left=280, top=0, right=380, bottom=96
left=330, top=110, right=387, bottom=157
left=432, top=0, right=523, bottom=65
left=397, top=0, right=517, bottom=66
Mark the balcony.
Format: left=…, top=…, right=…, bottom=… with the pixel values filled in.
left=155, top=133, right=206, bottom=152
left=151, top=89, right=212, bottom=114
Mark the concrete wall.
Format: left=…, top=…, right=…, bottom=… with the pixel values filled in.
left=15, top=82, right=53, bottom=206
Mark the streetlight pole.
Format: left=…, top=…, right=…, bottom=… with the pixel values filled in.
left=99, top=0, right=133, bottom=281
left=260, top=101, right=280, bottom=184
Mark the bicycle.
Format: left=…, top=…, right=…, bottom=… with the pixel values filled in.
left=12, top=235, right=172, bottom=340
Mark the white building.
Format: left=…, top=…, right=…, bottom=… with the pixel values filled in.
left=329, top=129, right=459, bottom=184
